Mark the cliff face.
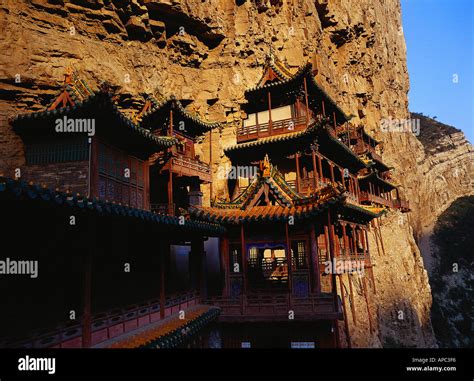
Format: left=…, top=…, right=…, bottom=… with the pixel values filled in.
left=0, top=0, right=470, bottom=347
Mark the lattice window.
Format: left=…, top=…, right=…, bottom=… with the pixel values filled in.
left=291, top=240, right=307, bottom=270
left=97, top=142, right=146, bottom=208
left=229, top=244, right=242, bottom=273
left=26, top=137, right=89, bottom=165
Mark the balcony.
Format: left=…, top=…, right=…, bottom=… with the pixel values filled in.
left=236, top=116, right=307, bottom=143
left=204, top=293, right=342, bottom=322
left=162, top=154, right=211, bottom=183
left=359, top=191, right=394, bottom=208
left=393, top=199, right=410, bottom=212
left=353, top=141, right=382, bottom=161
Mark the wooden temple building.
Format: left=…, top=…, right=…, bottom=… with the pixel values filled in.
left=0, top=58, right=410, bottom=348
left=189, top=56, right=410, bottom=347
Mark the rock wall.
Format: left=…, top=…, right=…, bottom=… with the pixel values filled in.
left=0, top=0, right=471, bottom=347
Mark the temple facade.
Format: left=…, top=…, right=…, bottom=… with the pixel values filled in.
left=0, top=58, right=410, bottom=348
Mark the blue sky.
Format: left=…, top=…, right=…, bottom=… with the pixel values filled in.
left=400, top=0, right=473, bottom=142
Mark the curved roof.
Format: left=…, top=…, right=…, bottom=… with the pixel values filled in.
left=12, top=91, right=176, bottom=155
left=0, top=176, right=225, bottom=236
left=140, top=95, right=221, bottom=134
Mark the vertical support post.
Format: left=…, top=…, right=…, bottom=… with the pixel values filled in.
left=340, top=168, right=346, bottom=190
left=82, top=250, right=92, bottom=348
left=220, top=235, right=230, bottom=297
left=285, top=222, right=292, bottom=295
left=347, top=273, right=357, bottom=324
left=327, top=210, right=341, bottom=348
left=322, top=100, right=326, bottom=116
left=209, top=128, right=213, bottom=202
left=342, top=223, right=348, bottom=258
left=268, top=91, right=272, bottom=134
left=295, top=153, right=301, bottom=193
left=309, top=223, right=321, bottom=293
left=330, top=163, right=335, bottom=185
left=303, top=77, right=310, bottom=126
left=338, top=275, right=352, bottom=348
left=159, top=240, right=168, bottom=319
left=333, top=111, right=337, bottom=129
left=168, top=109, right=174, bottom=215
left=318, top=154, right=323, bottom=183
left=311, top=147, right=318, bottom=191
left=362, top=276, right=373, bottom=332
left=240, top=224, right=247, bottom=294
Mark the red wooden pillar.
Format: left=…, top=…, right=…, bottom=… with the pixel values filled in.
left=340, top=168, right=346, bottom=190
left=268, top=91, right=273, bottom=133
left=330, top=163, right=335, bottom=185
left=168, top=109, right=174, bottom=215
left=311, top=148, right=318, bottom=191
left=295, top=153, right=301, bottom=193
left=285, top=222, right=293, bottom=295
left=318, top=154, right=323, bottom=182
left=322, top=100, right=326, bottom=116
left=82, top=251, right=92, bottom=348
left=341, top=223, right=349, bottom=258
left=209, top=128, right=213, bottom=202
left=333, top=111, right=337, bottom=129
left=303, top=77, right=310, bottom=126
left=309, top=223, right=321, bottom=293
left=220, top=235, right=229, bottom=297
left=347, top=273, right=357, bottom=325
left=159, top=241, right=168, bottom=319
left=327, top=210, right=341, bottom=348
left=338, top=275, right=352, bottom=348
left=240, top=224, right=247, bottom=293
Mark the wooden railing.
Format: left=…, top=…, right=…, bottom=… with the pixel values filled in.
left=359, top=191, right=394, bottom=208
left=353, top=141, right=382, bottom=162
left=393, top=199, right=410, bottom=211
left=237, top=116, right=307, bottom=142
left=173, top=154, right=210, bottom=175
left=205, top=292, right=341, bottom=320
left=150, top=203, right=175, bottom=215
left=4, top=291, right=199, bottom=349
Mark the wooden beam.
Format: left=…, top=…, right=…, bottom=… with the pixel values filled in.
left=220, top=235, right=230, bottom=297
left=347, top=273, right=357, bottom=325
left=82, top=250, right=92, bottom=348
left=268, top=91, right=272, bottom=133
left=330, top=164, right=335, bottom=185
left=159, top=241, right=167, bottom=319
left=303, top=77, right=310, bottom=126
left=362, top=276, right=373, bottom=333
left=285, top=222, right=292, bottom=295
left=311, top=148, right=318, bottom=191
left=168, top=109, right=174, bottom=215
left=209, top=129, right=213, bottom=202
left=318, top=154, right=323, bottom=182
left=240, top=224, right=247, bottom=294
left=327, top=210, right=340, bottom=348
left=309, top=224, right=321, bottom=293
left=295, top=153, right=301, bottom=193
left=338, top=275, right=352, bottom=348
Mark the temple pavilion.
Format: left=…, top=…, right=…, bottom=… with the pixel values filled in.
left=188, top=55, right=409, bottom=347
left=1, top=58, right=410, bottom=348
